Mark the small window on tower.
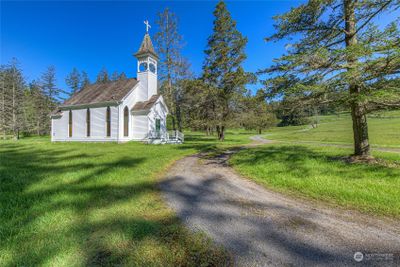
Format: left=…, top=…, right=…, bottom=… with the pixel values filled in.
left=139, top=62, right=148, bottom=72
left=149, top=63, right=156, bottom=73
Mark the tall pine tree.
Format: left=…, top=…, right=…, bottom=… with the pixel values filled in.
left=154, top=8, right=191, bottom=131
left=202, top=1, right=252, bottom=140
left=96, top=67, right=109, bottom=83
left=39, top=66, right=61, bottom=134
left=261, top=0, right=400, bottom=157
left=0, top=59, right=25, bottom=139
left=81, top=71, right=91, bottom=88
left=65, top=67, right=81, bottom=96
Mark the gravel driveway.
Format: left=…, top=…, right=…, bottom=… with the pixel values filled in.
left=159, top=141, right=400, bottom=266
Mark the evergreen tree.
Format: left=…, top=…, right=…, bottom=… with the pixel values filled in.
left=0, top=59, right=25, bottom=139
left=154, top=8, right=192, bottom=131
left=81, top=71, right=91, bottom=89
left=96, top=67, right=109, bottom=83
left=65, top=67, right=81, bottom=95
left=118, top=72, right=127, bottom=80
left=239, top=90, right=277, bottom=134
left=39, top=66, right=61, bottom=134
left=261, top=0, right=400, bottom=157
left=111, top=71, right=119, bottom=81
left=180, top=79, right=219, bottom=133
left=21, top=80, right=46, bottom=135
left=0, top=65, right=7, bottom=139
left=202, top=1, right=252, bottom=140
left=41, top=65, right=63, bottom=104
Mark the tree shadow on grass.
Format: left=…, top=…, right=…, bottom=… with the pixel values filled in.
left=0, top=142, right=230, bottom=266
left=231, top=145, right=400, bottom=180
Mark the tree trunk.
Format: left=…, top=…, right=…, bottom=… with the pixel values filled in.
left=1, top=77, right=5, bottom=140
left=258, top=129, right=262, bottom=134
left=344, top=0, right=370, bottom=157
left=175, top=104, right=182, bottom=132
left=216, top=125, right=225, bottom=141
left=171, top=115, right=176, bottom=131
left=12, top=74, right=16, bottom=139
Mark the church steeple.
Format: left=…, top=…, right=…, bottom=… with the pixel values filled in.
left=134, top=20, right=158, bottom=101
left=135, top=33, right=159, bottom=60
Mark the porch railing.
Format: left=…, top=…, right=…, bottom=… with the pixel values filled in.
left=168, top=130, right=184, bottom=142
left=147, top=130, right=184, bottom=143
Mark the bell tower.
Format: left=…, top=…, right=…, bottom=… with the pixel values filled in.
left=134, top=20, right=159, bottom=102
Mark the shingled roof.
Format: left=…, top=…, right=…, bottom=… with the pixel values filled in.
left=134, top=33, right=159, bottom=60
left=132, top=95, right=161, bottom=111
left=62, top=78, right=138, bottom=107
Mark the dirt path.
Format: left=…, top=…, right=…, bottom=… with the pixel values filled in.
left=160, top=137, right=400, bottom=266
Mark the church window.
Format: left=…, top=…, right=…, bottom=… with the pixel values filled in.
left=155, top=118, right=160, bottom=137
left=106, top=107, right=111, bottom=137
left=124, top=106, right=129, bottom=137
left=139, top=62, right=148, bottom=72
left=149, top=63, right=156, bottom=73
left=68, top=110, right=72, bottom=137
left=86, top=108, right=90, bottom=137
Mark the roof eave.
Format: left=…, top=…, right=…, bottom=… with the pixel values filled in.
left=131, top=109, right=151, bottom=115
left=134, top=51, right=159, bottom=61
left=59, top=100, right=121, bottom=110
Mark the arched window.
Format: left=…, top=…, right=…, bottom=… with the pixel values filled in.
left=124, top=106, right=129, bottom=137
left=139, top=62, right=148, bottom=72
left=86, top=108, right=90, bottom=137
left=106, top=107, right=111, bottom=137
left=149, top=63, right=156, bottom=73
left=68, top=110, right=72, bottom=137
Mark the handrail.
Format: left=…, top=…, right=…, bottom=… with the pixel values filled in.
left=147, top=130, right=184, bottom=143
left=169, top=130, right=184, bottom=142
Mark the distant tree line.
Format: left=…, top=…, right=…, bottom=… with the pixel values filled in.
left=0, top=60, right=63, bottom=138
left=0, top=59, right=129, bottom=139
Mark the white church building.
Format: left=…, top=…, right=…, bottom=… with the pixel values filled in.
left=51, top=24, right=180, bottom=143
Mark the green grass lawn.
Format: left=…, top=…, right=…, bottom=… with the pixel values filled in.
left=1, top=124, right=398, bottom=266
left=230, top=144, right=400, bottom=217
left=264, top=111, right=400, bottom=148
left=0, top=132, right=253, bottom=267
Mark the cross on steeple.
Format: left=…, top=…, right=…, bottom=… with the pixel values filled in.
left=144, top=20, right=151, bottom=33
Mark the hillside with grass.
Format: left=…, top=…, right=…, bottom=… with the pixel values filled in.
left=229, top=112, right=400, bottom=218
left=264, top=111, right=400, bottom=148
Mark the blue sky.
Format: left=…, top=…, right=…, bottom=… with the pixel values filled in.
left=1, top=1, right=398, bottom=95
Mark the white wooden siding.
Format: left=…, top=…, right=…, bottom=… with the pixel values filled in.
left=132, top=115, right=148, bottom=140
left=52, top=106, right=118, bottom=141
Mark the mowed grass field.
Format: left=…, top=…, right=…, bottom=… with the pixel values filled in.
left=1, top=116, right=399, bottom=266
left=0, top=132, right=252, bottom=267
left=230, top=111, right=400, bottom=218
left=263, top=110, right=400, bottom=148
left=230, top=145, right=400, bottom=217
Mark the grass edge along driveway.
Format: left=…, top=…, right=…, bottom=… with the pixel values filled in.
left=230, top=143, right=400, bottom=218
